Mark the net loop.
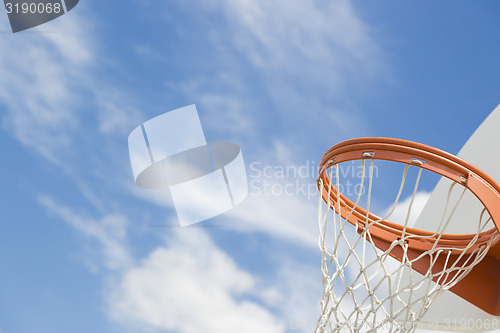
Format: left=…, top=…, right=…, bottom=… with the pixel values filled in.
left=315, top=138, right=500, bottom=333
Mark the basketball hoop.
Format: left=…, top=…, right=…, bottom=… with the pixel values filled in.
left=315, top=138, right=500, bottom=332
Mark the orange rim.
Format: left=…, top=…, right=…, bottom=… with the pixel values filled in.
left=318, top=137, right=500, bottom=253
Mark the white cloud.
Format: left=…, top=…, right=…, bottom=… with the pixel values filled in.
left=225, top=191, right=318, bottom=247
left=37, top=195, right=286, bottom=332
left=37, top=195, right=316, bottom=333
left=109, top=228, right=285, bottom=333
left=219, top=141, right=320, bottom=247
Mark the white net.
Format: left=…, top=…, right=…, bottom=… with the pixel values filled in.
left=315, top=159, right=499, bottom=333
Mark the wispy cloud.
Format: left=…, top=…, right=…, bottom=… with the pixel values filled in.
left=199, top=93, right=254, bottom=134
left=0, top=10, right=143, bottom=165
left=38, top=195, right=133, bottom=272
left=0, top=13, right=96, bottom=160
left=188, top=0, right=383, bottom=138
left=212, top=0, right=381, bottom=78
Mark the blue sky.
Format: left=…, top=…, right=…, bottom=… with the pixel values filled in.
left=1, top=1, right=500, bottom=333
